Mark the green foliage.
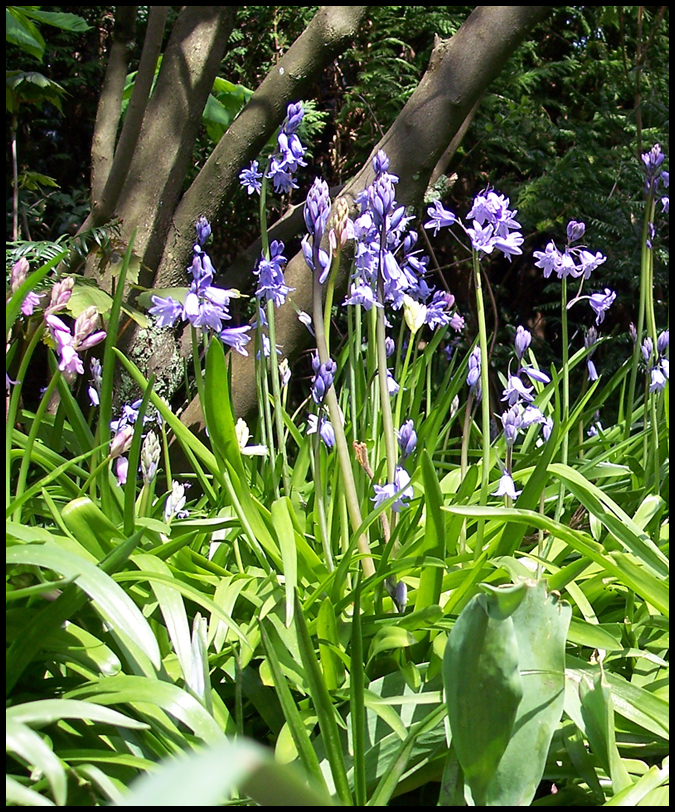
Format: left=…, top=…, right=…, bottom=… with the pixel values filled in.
left=5, top=6, right=669, bottom=807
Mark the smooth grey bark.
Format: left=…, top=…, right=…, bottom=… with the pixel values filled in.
left=102, top=7, right=368, bottom=412
left=178, top=5, right=552, bottom=436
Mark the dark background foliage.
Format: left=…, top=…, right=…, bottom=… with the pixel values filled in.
left=7, top=6, right=669, bottom=395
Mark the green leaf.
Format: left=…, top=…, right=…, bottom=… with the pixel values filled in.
left=6, top=543, right=161, bottom=674
left=272, top=498, right=298, bottom=628
left=442, top=586, right=524, bottom=804
left=413, top=450, right=445, bottom=613
left=115, top=737, right=334, bottom=806
left=294, top=594, right=352, bottom=805
left=260, top=621, right=329, bottom=795
left=480, top=581, right=571, bottom=805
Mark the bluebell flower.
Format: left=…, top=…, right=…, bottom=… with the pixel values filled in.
left=501, top=405, right=522, bottom=448
left=533, top=241, right=559, bottom=278
left=492, top=470, right=521, bottom=500
left=267, top=102, right=307, bottom=193
left=195, top=215, right=211, bottom=246
left=642, top=143, right=667, bottom=196
left=304, top=177, right=331, bottom=242
left=514, top=325, right=531, bottom=360
left=386, top=369, right=400, bottom=395
left=566, top=220, right=586, bottom=243
left=239, top=160, right=263, bottom=195
left=424, top=200, right=457, bottom=236
left=372, top=466, right=414, bottom=513
left=585, top=327, right=598, bottom=381
left=310, top=354, right=336, bottom=404
left=649, top=366, right=667, bottom=393
left=467, top=346, right=481, bottom=390
left=254, top=240, right=293, bottom=307
left=501, top=374, right=534, bottom=406
left=307, top=412, right=335, bottom=448
left=464, top=189, right=523, bottom=261
left=589, top=288, right=616, bottom=325
left=397, top=419, right=417, bottom=459
left=424, top=291, right=461, bottom=331
left=149, top=218, right=251, bottom=351
left=343, top=281, right=379, bottom=310
left=657, top=329, right=669, bottom=355
left=219, top=325, right=252, bottom=356
left=577, top=250, right=606, bottom=279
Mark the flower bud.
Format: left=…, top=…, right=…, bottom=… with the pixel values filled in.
left=403, top=294, right=427, bottom=333
left=110, top=425, right=134, bottom=459
left=141, top=431, right=160, bottom=484
left=566, top=220, right=586, bottom=243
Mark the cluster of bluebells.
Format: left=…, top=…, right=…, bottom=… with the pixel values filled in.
left=301, top=150, right=465, bottom=507
left=642, top=143, right=669, bottom=227
left=307, top=352, right=337, bottom=448
left=149, top=217, right=251, bottom=355
left=239, top=102, right=307, bottom=196
left=8, top=261, right=107, bottom=383
left=343, top=151, right=464, bottom=336
left=493, top=327, right=553, bottom=500
left=426, top=187, right=524, bottom=262
left=642, top=330, right=669, bottom=394
left=533, top=220, right=614, bottom=326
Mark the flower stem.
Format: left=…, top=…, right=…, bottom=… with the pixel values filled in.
left=313, top=268, right=375, bottom=579
left=554, top=277, right=570, bottom=522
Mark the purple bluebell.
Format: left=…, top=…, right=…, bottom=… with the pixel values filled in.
left=195, top=215, right=211, bottom=247
left=641, top=336, right=654, bottom=363
left=239, top=160, right=263, bottom=195
left=304, top=177, right=331, bottom=243
left=589, top=288, right=616, bottom=325
left=501, top=405, right=522, bottom=448
left=149, top=218, right=251, bottom=351
left=149, top=295, right=183, bottom=327
left=514, top=325, right=531, bottom=360
left=267, top=102, right=307, bottom=194
left=424, top=200, right=457, bottom=236
left=642, top=143, right=667, bottom=196
left=533, top=241, right=559, bottom=278
left=425, top=291, right=462, bottom=331
left=465, top=189, right=523, bottom=261
left=501, top=374, right=534, bottom=406
left=657, top=329, right=669, bottom=355
left=254, top=240, right=293, bottom=307
left=343, top=279, right=377, bottom=312
left=467, top=346, right=481, bottom=391
left=372, top=466, right=414, bottom=513
left=649, top=366, right=667, bottom=393
left=566, top=220, right=586, bottom=243
left=301, top=234, right=330, bottom=283
left=310, top=354, right=336, bottom=404
left=307, top=412, right=335, bottom=448
left=397, top=419, right=417, bottom=459
left=219, top=325, right=252, bottom=356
